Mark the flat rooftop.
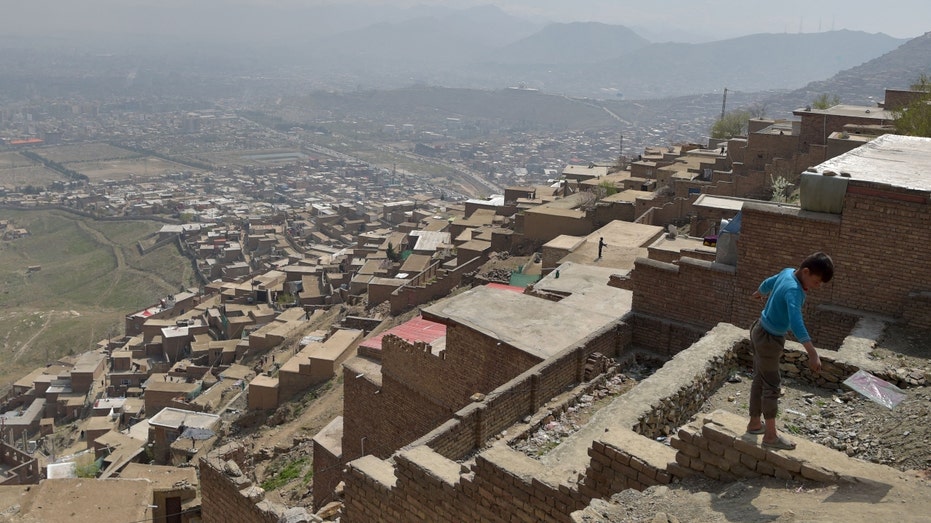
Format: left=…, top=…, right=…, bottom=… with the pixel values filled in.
left=422, top=285, right=618, bottom=360
left=148, top=407, right=220, bottom=430
left=812, top=134, right=931, bottom=193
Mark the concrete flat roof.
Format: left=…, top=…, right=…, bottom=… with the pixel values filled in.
left=411, top=230, right=451, bottom=252
left=251, top=374, right=279, bottom=388
left=312, top=416, right=343, bottom=454
left=692, top=194, right=747, bottom=212
left=812, top=134, right=931, bottom=193
left=148, top=407, right=220, bottom=430
left=422, top=285, right=618, bottom=360
left=649, top=234, right=711, bottom=255
left=796, top=103, right=895, bottom=120
left=558, top=221, right=665, bottom=271
left=72, top=351, right=105, bottom=373
left=534, top=261, right=633, bottom=318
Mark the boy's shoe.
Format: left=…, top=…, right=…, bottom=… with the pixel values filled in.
left=746, top=423, right=766, bottom=435
left=762, top=434, right=796, bottom=450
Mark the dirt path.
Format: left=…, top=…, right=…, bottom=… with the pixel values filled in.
left=75, top=219, right=177, bottom=298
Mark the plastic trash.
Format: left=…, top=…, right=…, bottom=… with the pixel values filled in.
left=842, top=369, right=906, bottom=410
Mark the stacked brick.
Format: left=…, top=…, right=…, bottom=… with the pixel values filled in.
left=671, top=411, right=839, bottom=484
left=580, top=427, right=676, bottom=500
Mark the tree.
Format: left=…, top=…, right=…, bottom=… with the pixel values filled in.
left=386, top=242, right=401, bottom=262
left=893, top=75, right=931, bottom=137
left=811, top=93, right=840, bottom=110
left=749, top=102, right=768, bottom=119
left=710, top=110, right=751, bottom=140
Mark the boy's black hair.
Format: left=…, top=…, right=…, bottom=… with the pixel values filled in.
left=800, top=252, right=834, bottom=282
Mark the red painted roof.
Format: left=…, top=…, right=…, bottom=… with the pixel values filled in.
left=360, top=316, right=446, bottom=351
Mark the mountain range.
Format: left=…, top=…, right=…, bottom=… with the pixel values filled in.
left=285, top=7, right=907, bottom=100
left=0, top=4, right=914, bottom=102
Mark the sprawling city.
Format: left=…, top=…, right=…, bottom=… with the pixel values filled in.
left=1, top=2, right=931, bottom=522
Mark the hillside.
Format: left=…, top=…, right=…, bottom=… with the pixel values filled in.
left=764, top=31, right=931, bottom=115
left=488, top=22, right=650, bottom=65
left=0, top=209, right=197, bottom=387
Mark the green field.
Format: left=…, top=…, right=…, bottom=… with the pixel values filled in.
left=0, top=209, right=198, bottom=389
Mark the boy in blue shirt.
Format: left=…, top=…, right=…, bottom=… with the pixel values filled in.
left=746, top=252, right=834, bottom=450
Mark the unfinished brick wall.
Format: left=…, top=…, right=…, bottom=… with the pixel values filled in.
left=339, top=319, right=911, bottom=523
left=200, top=444, right=280, bottom=523
left=628, top=314, right=706, bottom=356
left=671, top=411, right=840, bottom=483
left=342, top=357, right=450, bottom=462
left=340, top=324, right=749, bottom=523
left=580, top=427, right=676, bottom=499
left=632, top=257, right=737, bottom=330
left=389, top=256, right=484, bottom=315
left=0, top=442, right=39, bottom=485
left=389, top=324, right=543, bottom=410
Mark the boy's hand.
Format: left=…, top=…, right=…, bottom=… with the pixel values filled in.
left=808, top=352, right=822, bottom=373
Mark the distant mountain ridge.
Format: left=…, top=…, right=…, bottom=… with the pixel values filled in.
left=488, top=22, right=651, bottom=65
left=293, top=12, right=906, bottom=100
left=0, top=2, right=917, bottom=102
left=768, top=31, right=931, bottom=113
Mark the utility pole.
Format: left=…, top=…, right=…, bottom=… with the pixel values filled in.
left=720, top=88, right=728, bottom=121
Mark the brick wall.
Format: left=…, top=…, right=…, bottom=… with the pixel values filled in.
left=312, top=435, right=342, bottom=510
left=342, top=361, right=446, bottom=462
left=628, top=313, right=708, bottom=358
left=0, top=442, right=39, bottom=485
left=632, top=257, right=737, bottom=332
left=633, top=197, right=888, bottom=352
left=522, top=210, right=593, bottom=242
left=338, top=318, right=916, bottom=523
left=339, top=324, right=747, bottom=523
left=797, top=112, right=891, bottom=153
left=832, top=182, right=931, bottom=320
left=200, top=444, right=282, bottom=523
left=389, top=256, right=484, bottom=315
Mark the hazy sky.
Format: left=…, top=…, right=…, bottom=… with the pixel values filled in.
left=6, top=0, right=929, bottom=43
left=390, top=0, right=930, bottom=39
left=248, top=0, right=930, bottom=40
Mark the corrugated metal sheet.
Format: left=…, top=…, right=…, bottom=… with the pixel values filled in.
left=359, top=316, right=446, bottom=351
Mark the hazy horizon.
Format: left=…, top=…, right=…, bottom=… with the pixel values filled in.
left=3, top=0, right=928, bottom=44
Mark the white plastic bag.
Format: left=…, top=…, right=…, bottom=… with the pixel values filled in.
left=842, top=369, right=906, bottom=410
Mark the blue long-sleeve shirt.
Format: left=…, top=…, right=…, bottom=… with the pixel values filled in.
left=758, top=267, right=811, bottom=344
